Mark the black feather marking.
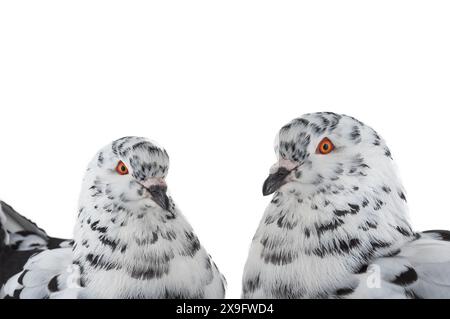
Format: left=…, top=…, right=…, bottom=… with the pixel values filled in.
left=373, top=199, right=384, bottom=211
left=423, top=230, right=450, bottom=241
left=335, top=287, right=355, bottom=296
left=0, top=249, right=42, bottom=287
left=371, top=240, right=391, bottom=250
left=384, top=148, right=393, bottom=159
left=97, top=152, right=104, bottom=167
left=243, top=274, right=261, bottom=296
left=315, top=218, right=344, bottom=236
left=86, top=254, right=119, bottom=271
left=129, top=258, right=171, bottom=280
left=276, top=214, right=298, bottom=229
left=395, top=226, right=412, bottom=237
left=17, top=270, right=28, bottom=285
left=98, top=235, right=119, bottom=251
left=311, top=238, right=361, bottom=258
left=48, top=276, right=59, bottom=293
left=11, top=289, right=22, bottom=298
left=354, top=264, right=369, bottom=274
left=304, top=228, right=311, bottom=238
left=47, top=237, right=71, bottom=249
left=350, top=126, right=361, bottom=142
left=382, top=186, right=391, bottom=194
left=262, top=250, right=297, bottom=265
left=399, top=192, right=407, bottom=202
left=334, top=204, right=360, bottom=217
left=391, top=267, right=418, bottom=286
left=362, top=198, right=369, bottom=207
left=181, top=231, right=200, bottom=257
left=90, top=221, right=107, bottom=233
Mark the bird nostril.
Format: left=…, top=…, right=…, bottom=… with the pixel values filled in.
left=275, top=167, right=291, bottom=178
left=148, top=184, right=167, bottom=193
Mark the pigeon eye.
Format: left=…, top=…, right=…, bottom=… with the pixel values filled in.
left=316, top=138, right=335, bottom=155
left=115, top=161, right=129, bottom=175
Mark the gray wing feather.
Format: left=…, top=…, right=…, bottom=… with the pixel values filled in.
left=1, top=248, right=82, bottom=299
left=349, top=231, right=450, bottom=299
left=0, top=201, right=48, bottom=243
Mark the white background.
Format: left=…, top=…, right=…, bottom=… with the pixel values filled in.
left=1, top=1, right=449, bottom=298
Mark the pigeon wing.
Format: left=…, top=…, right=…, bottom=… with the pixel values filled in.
left=0, top=201, right=75, bottom=297
left=0, top=201, right=48, bottom=242
left=1, top=201, right=71, bottom=251
left=346, top=230, right=450, bottom=299
left=1, top=247, right=82, bottom=299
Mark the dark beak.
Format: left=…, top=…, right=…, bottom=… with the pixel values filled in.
left=262, top=167, right=291, bottom=196
left=148, top=185, right=170, bottom=211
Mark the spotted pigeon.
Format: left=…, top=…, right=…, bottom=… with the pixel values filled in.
left=1, top=137, right=226, bottom=299
left=242, top=112, right=450, bottom=299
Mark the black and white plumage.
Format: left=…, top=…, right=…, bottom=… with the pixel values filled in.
left=242, top=112, right=450, bottom=299
left=1, top=137, right=226, bottom=299
left=0, top=201, right=72, bottom=299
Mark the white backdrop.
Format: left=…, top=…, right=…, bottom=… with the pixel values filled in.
left=1, top=1, right=449, bottom=298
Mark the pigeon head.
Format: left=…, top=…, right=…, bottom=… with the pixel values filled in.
left=257, top=112, right=413, bottom=270
left=82, top=136, right=172, bottom=213
left=263, top=112, right=401, bottom=199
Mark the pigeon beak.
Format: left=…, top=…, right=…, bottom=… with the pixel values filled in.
left=148, top=184, right=170, bottom=211
left=141, top=178, right=171, bottom=211
left=262, top=160, right=299, bottom=196
left=262, top=167, right=291, bottom=196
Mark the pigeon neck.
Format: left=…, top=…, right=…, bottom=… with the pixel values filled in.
left=262, top=183, right=414, bottom=264
left=71, top=198, right=198, bottom=297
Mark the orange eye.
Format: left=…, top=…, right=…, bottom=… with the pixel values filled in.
left=115, top=161, right=129, bottom=175
left=316, top=138, right=335, bottom=155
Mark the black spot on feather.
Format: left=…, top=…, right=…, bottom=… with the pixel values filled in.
left=335, top=287, right=355, bottom=296
left=243, top=274, right=261, bottom=296
left=17, top=270, right=28, bottom=285
left=382, top=186, right=391, bottom=193
left=395, top=226, right=412, bottom=237
left=48, top=276, right=59, bottom=293
left=391, top=267, right=418, bottom=286
left=354, top=264, right=369, bottom=274
left=423, top=230, right=450, bottom=241
left=350, top=126, right=361, bottom=142
left=315, top=218, right=344, bottom=236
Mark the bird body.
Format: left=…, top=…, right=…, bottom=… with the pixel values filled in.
left=243, top=112, right=450, bottom=299
left=1, top=137, right=225, bottom=299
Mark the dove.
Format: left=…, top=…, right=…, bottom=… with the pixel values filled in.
left=0, top=136, right=226, bottom=299
left=242, top=112, right=450, bottom=299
